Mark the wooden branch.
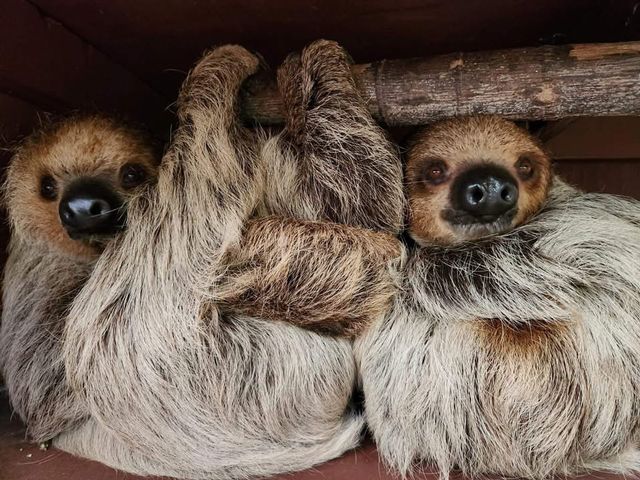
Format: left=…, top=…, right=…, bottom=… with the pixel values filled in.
left=242, top=41, right=640, bottom=126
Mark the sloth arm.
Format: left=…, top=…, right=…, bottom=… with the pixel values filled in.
left=402, top=228, right=588, bottom=324
left=261, top=40, right=405, bottom=233
left=217, top=216, right=403, bottom=337
left=218, top=41, right=405, bottom=336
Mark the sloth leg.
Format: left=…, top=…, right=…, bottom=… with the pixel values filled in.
left=261, top=39, right=404, bottom=233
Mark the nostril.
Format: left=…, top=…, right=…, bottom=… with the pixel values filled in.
left=89, top=199, right=111, bottom=216
left=468, top=185, right=485, bottom=205
left=500, top=183, right=518, bottom=205
left=60, top=204, right=74, bottom=220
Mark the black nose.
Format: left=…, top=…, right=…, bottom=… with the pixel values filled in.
left=59, top=179, right=124, bottom=238
left=453, top=166, right=519, bottom=219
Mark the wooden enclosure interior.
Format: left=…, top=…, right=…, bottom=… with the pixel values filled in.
left=1, top=1, right=640, bottom=479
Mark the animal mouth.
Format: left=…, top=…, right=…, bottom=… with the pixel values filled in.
left=65, top=213, right=127, bottom=241
left=441, top=207, right=517, bottom=239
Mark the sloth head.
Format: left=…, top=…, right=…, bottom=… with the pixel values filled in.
left=405, top=116, right=552, bottom=245
left=5, top=115, right=158, bottom=259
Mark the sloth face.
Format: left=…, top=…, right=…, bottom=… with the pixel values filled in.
left=5, top=116, right=158, bottom=259
left=405, top=116, right=552, bottom=245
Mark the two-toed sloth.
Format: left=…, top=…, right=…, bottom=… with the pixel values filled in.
left=356, top=116, right=640, bottom=478
left=0, top=116, right=160, bottom=442
left=46, top=41, right=405, bottom=479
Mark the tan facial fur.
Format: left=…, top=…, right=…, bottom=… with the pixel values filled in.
left=406, top=115, right=552, bottom=245
left=4, top=116, right=158, bottom=260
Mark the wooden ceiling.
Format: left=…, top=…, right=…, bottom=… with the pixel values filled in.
left=26, top=0, right=640, bottom=97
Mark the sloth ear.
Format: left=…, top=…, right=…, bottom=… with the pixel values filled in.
left=0, top=173, right=10, bottom=211
left=0, top=149, right=21, bottom=212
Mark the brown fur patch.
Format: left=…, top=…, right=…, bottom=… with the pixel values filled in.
left=218, top=216, right=402, bottom=337
left=513, top=150, right=553, bottom=226
left=408, top=194, right=455, bottom=245
left=474, top=318, right=572, bottom=355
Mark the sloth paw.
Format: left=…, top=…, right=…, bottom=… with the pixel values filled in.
left=301, top=40, right=360, bottom=110
left=301, top=39, right=355, bottom=87
left=181, top=44, right=261, bottom=117
left=277, top=39, right=361, bottom=138
left=201, top=44, right=260, bottom=74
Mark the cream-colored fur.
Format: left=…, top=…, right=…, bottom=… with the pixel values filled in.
left=357, top=116, right=640, bottom=479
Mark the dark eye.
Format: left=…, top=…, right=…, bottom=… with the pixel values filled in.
left=39, top=175, right=57, bottom=201
left=120, top=163, right=148, bottom=189
left=515, top=155, right=535, bottom=180
left=422, top=160, right=448, bottom=185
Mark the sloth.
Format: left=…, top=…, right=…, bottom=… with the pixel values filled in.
left=0, top=115, right=160, bottom=442
left=1, top=110, right=399, bottom=451
left=356, top=115, right=640, bottom=478
left=54, top=41, right=405, bottom=479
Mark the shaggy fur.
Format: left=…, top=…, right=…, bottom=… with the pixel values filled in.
left=258, top=41, right=404, bottom=232
left=218, top=40, right=405, bottom=334
left=218, top=216, right=401, bottom=337
left=0, top=116, right=159, bottom=441
left=58, top=41, right=404, bottom=479
left=357, top=116, right=640, bottom=479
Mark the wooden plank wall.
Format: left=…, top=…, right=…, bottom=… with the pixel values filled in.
left=547, top=118, right=640, bottom=198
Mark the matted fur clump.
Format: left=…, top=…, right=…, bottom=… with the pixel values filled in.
left=56, top=41, right=404, bottom=479
left=357, top=179, right=640, bottom=478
